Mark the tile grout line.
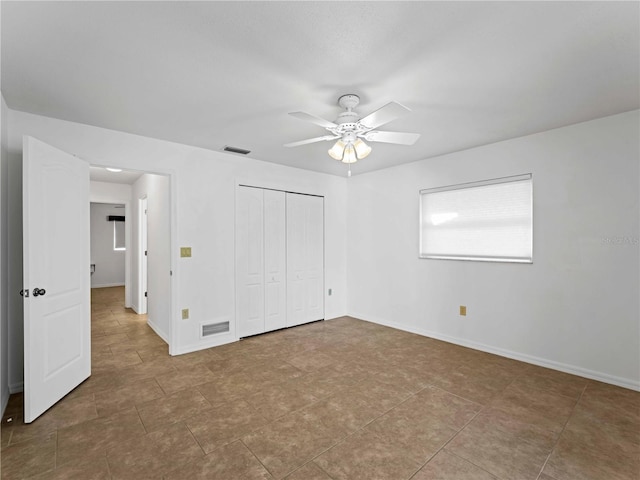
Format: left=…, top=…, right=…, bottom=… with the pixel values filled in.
left=278, top=382, right=436, bottom=480
left=407, top=407, right=486, bottom=480
left=247, top=381, right=425, bottom=480
left=406, top=371, right=523, bottom=480
left=183, top=420, right=208, bottom=457
left=533, top=382, right=588, bottom=480
left=133, top=404, right=150, bottom=435
left=239, top=438, right=279, bottom=479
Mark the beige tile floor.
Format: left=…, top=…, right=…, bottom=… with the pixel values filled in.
left=1, top=286, right=638, bottom=479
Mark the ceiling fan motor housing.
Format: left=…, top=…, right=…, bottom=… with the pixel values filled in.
left=334, top=95, right=367, bottom=140
left=337, top=94, right=360, bottom=110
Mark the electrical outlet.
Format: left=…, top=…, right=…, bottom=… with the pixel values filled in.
left=180, top=247, right=192, bottom=258
left=182, top=308, right=189, bottom=320
left=459, top=305, right=467, bottom=316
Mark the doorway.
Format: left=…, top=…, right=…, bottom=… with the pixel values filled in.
left=88, top=167, right=172, bottom=345
left=20, top=137, right=176, bottom=423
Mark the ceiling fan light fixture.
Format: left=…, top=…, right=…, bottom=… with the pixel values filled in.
left=353, top=139, right=372, bottom=159
left=328, top=140, right=346, bottom=160
left=342, top=144, right=358, bottom=164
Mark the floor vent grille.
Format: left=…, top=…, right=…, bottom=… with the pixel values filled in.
left=202, top=321, right=229, bottom=337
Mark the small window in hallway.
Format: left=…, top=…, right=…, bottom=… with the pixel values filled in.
left=113, top=218, right=125, bottom=250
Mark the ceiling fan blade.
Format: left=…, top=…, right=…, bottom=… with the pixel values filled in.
left=364, top=131, right=421, bottom=145
left=358, top=101, right=411, bottom=130
left=289, top=111, right=338, bottom=129
left=284, top=135, right=339, bottom=148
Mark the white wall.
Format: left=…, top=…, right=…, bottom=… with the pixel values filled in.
left=7, top=110, right=348, bottom=370
left=131, top=173, right=170, bottom=342
left=347, top=110, right=640, bottom=390
left=90, top=203, right=126, bottom=288
left=0, top=93, right=10, bottom=414
left=7, top=115, right=23, bottom=394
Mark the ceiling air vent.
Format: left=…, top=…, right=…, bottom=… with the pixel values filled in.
left=202, top=321, right=230, bottom=337
left=223, top=145, right=251, bottom=155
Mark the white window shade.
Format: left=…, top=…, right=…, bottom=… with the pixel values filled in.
left=420, top=174, right=532, bottom=262
left=114, top=221, right=126, bottom=251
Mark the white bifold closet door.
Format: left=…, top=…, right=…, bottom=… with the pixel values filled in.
left=236, top=186, right=265, bottom=338
left=263, top=190, right=287, bottom=332
left=286, top=193, right=324, bottom=327
left=236, top=186, right=323, bottom=337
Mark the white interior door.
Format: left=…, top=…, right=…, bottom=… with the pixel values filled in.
left=236, top=186, right=265, bottom=337
left=264, top=190, right=286, bottom=332
left=23, top=136, right=91, bottom=423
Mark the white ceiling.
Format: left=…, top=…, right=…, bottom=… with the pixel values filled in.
left=2, top=1, right=638, bottom=176
left=89, top=166, right=143, bottom=185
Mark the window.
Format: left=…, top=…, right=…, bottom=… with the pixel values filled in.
left=419, top=174, right=532, bottom=262
left=112, top=218, right=126, bottom=251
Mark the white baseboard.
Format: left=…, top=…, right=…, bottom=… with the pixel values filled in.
left=171, top=334, right=237, bottom=356
left=146, top=318, right=169, bottom=345
left=91, top=283, right=125, bottom=289
left=9, top=381, right=23, bottom=394
left=131, top=303, right=142, bottom=314
left=348, top=312, right=640, bottom=392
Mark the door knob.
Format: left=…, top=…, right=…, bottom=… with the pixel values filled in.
left=33, top=288, right=46, bottom=297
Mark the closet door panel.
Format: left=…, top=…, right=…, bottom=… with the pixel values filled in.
left=264, top=189, right=286, bottom=332
left=236, top=187, right=265, bottom=337
left=286, top=193, right=307, bottom=327
left=286, top=193, right=324, bottom=327
left=306, top=195, right=324, bottom=321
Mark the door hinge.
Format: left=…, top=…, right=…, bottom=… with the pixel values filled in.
left=145, top=250, right=147, bottom=256
left=144, top=291, right=147, bottom=297
left=20, top=289, right=29, bottom=297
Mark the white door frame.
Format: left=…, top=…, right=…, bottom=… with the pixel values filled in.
left=139, top=196, right=148, bottom=315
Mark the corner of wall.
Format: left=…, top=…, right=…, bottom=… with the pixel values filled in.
left=0, top=92, right=11, bottom=415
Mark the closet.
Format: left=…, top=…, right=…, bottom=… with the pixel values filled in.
left=236, top=186, right=324, bottom=337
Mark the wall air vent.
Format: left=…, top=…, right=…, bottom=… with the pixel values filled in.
left=202, top=321, right=230, bottom=337
left=223, top=146, right=251, bottom=155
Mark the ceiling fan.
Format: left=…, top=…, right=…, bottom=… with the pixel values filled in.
left=284, top=94, right=421, bottom=166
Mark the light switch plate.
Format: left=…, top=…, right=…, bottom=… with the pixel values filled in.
left=180, top=247, right=192, bottom=258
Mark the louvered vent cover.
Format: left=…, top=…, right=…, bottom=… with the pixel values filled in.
left=202, top=321, right=229, bottom=337
left=223, top=146, right=251, bottom=155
